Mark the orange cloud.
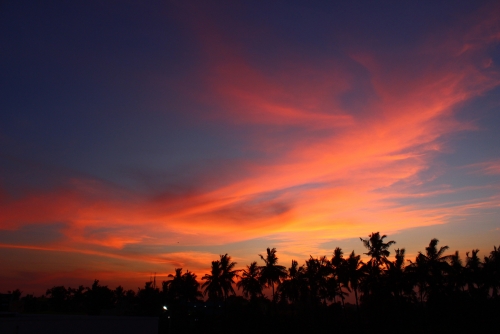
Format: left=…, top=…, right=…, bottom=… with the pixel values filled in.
left=1, top=2, right=500, bottom=293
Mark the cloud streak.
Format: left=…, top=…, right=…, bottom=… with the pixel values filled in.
left=1, top=1, right=500, bottom=293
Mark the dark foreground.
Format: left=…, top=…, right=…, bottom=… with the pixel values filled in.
left=0, top=314, right=158, bottom=334
left=157, top=298, right=500, bottom=334
left=1, top=299, right=498, bottom=334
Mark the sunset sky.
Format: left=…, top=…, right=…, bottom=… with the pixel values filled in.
left=1, top=1, right=500, bottom=295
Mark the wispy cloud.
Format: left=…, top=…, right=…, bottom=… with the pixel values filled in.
left=466, top=159, right=500, bottom=175
left=1, top=2, right=500, bottom=292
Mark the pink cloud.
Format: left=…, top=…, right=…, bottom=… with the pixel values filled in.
left=1, top=2, right=500, bottom=293
left=469, top=160, right=500, bottom=175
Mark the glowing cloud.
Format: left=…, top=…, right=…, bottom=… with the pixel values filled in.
left=1, top=2, right=500, bottom=293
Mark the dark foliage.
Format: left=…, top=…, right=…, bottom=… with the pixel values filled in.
left=3, top=235, right=500, bottom=333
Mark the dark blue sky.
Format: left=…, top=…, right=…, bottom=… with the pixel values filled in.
left=1, top=0, right=499, bottom=293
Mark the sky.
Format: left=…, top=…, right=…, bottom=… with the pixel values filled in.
left=1, top=1, right=500, bottom=295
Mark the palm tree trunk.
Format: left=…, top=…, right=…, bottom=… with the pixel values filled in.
left=354, top=288, right=359, bottom=312
left=419, top=284, right=424, bottom=306
left=338, top=283, right=345, bottom=308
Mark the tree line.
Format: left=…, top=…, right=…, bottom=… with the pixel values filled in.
left=3, top=232, right=500, bottom=333
left=160, top=232, right=500, bottom=309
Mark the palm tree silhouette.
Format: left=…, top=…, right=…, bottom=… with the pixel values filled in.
left=359, top=232, right=395, bottom=302
left=385, top=248, right=412, bottom=304
left=202, top=255, right=239, bottom=302
left=345, top=250, right=364, bottom=311
left=259, top=248, right=287, bottom=302
left=483, top=245, right=500, bottom=297
left=164, top=268, right=184, bottom=301
left=360, top=232, right=395, bottom=267
left=219, top=254, right=240, bottom=300
left=407, top=252, right=428, bottom=306
left=408, top=238, right=451, bottom=303
left=448, top=251, right=465, bottom=294
left=303, top=256, right=330, bottom=305
left=278, top=260, right=305, bottom=304
left=465, top=249, right=484, bottom=297
left=331, top=247, right=348, bottom=307
left=237, top=261, right=263, bottom=301
left=202, top=260, right=224, bottom=301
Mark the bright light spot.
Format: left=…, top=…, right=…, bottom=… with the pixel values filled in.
left=163, top=306, right=168, bottom=310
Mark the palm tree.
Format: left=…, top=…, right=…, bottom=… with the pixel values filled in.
left=202, top=255, right=239, bottom=302
left=483, top=245, right=500, bottom=297
left=424, top=239, right=451, bottom=300
left=345, top=250, right=364, bottom=311
left=406, top=252, right=428, bottom=306
left=202, top=260, right=224, bottom=301
left=237, top=261, right=263, bottom=301
left=259, top=247, right=287, bottom=302
left=219, top=254, right=240, bottom=300
left=278, top=260, right=305, bottom=304
left=181, top=270, right=202, bottom=302
left=385, top=248, right=413, bottom=304
left=360, top=232, right=395, bottom=267
left=465, top=249, right=484, bottom=298
left=448, top=251, right=465, bottom=294
left=303, top=256, right=330, bottom=305
left=408, top=239, right=451, bottom=303
left=331, top=248, right=348, bottom=307
left=163, top=268, right=202, bottom=304
left=423, top=239, right=450, bottom=263
left=359, top=232, right=395, bottom=301
left=164, top=268, right=184, bottom=301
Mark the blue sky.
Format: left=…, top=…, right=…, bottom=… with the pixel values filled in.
left=1, top=0, right=500, bottom=293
